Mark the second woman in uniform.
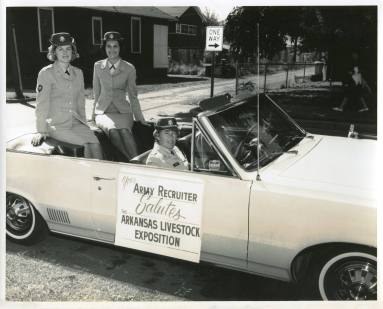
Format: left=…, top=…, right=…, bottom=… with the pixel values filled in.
left=92, top=31, right=147, bottom=160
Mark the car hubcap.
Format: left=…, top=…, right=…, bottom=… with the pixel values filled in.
left=6, top=194, right=33, bottom=236
left=322, top=257, right=377, bottom=300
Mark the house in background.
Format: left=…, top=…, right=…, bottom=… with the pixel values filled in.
left=157, top=6, right=206, bottom=74
left=6, top=6, right=176, bottom=89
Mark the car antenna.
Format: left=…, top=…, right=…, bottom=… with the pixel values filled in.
left=256, top=22, right=261, bottom=181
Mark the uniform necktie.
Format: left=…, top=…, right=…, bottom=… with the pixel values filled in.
left=65, top=69, right=70, bottom=76
left=110, top=64, right=116, bottom=74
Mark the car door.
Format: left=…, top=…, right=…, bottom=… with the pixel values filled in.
left=90, top=127, right=251, bottom=269
left=6, top=151, right=97, bottom=239
left=89, top=159, right=119, bottom=243
left=190, top=121, right=251, bottom=269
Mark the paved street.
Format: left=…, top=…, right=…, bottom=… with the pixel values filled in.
left=140, top=66, right=314, bottom=119
left=6, top=235, right=300, bottom=301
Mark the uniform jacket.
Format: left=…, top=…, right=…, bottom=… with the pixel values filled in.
left=146, top=143, right=189, bottom=171
left=35, top=61, right=86, bottom=134
left=92, top=59, right=144, bottom=121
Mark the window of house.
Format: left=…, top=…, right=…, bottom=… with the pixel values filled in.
left=131, top=17, right=141, bottom=54
left=175, top=23, right=197, bottom=35
left=92, top=17, right=103, bottom=45
left=37, top=8, right=55, bottom=52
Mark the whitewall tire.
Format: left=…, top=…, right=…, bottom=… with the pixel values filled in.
left=318, top=251, right=377, bottom=300
left=6, top=192, right=47, bottom=244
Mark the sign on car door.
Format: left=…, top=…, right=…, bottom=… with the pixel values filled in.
left=115, top=170, right=203, bottom=262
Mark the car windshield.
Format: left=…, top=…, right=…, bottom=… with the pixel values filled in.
left=208, top=95, right=305, bottom=171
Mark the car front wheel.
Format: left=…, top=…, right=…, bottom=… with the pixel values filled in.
left=6, top=192, right=47, bottom=244
left=306, top=249, right=377, bottom=300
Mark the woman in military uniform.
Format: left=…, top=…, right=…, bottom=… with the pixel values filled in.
left=92, top=31, right=147, bottom=160
left=31, top=32, right=103, bottom=159
left=146, top=118, right=189, bottom=170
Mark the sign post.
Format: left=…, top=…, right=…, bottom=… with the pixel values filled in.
left=9, top=24, right=24, bottom=99
left=205, top=26, right=223, bottom=97
left=210, top=53, right=215, bottom=98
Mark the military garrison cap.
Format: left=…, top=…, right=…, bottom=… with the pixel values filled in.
left=155, top=117, right=179, bottom=130
left=103, top=31, right=124, bottom=41
left=49, top=32, right=75, bottom=46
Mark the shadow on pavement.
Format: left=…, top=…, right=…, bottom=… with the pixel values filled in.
left=6, top=234, right=300, bottom=301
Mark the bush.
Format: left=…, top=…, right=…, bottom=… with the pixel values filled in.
left=168, top=62, right=205, bottom=75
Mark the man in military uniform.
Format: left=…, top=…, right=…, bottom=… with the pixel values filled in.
left=146, top=118, right=189, bottom=170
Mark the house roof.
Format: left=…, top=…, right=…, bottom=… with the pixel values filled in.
left=84, top=6, right=177, bottom=21
left=157, top=6, right=207, bottom=24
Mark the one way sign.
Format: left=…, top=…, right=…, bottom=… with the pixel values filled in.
left=205, top=26, right=223, bottom=51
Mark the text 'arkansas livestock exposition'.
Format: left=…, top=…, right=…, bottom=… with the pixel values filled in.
left=116, top=173, right=203, bottom=262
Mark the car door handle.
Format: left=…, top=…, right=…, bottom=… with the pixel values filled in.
left=93, top=176, right=115, bottom=181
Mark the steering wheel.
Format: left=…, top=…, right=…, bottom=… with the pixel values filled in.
left=233, top=127, right=265, bottom=165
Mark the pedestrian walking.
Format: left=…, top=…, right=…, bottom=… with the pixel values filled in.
left=333, top=65, right=371, bottom=112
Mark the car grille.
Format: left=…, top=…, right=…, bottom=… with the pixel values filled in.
left=47, top=208, right=71, bottom=224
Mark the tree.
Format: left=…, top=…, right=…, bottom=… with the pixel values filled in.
left=272, top=7, right=306, bottom=63
left=224, top=7, right=288, bottom=59
left=223, top=6, right=377, bottom=84
left=299, top=6, right=377, bottom=83
left=203, top=7, right=220, bottom=26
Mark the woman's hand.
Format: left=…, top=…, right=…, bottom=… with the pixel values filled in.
left=31, top=133, right=47, bottom=146
left=87, top=120, right=98, bottom=130
left=87, top=114, right=97, bottom=128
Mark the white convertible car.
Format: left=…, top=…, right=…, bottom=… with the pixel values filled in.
left=6, top=94, right=377, bottom=300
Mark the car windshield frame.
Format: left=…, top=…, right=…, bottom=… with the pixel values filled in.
left=205, top=94, right=306, bottom=171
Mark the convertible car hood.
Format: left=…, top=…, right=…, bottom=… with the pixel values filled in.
left=277, top=135, right=377, bottom=192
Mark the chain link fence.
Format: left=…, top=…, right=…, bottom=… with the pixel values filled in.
left=234, top=62, right=319, bottom=94
left=207, top=62, right=324, bottom=95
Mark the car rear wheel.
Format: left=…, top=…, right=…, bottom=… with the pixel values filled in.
left=6, top=192, right=47, bottom=244
left=304, top=249, right=377, bottom=300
